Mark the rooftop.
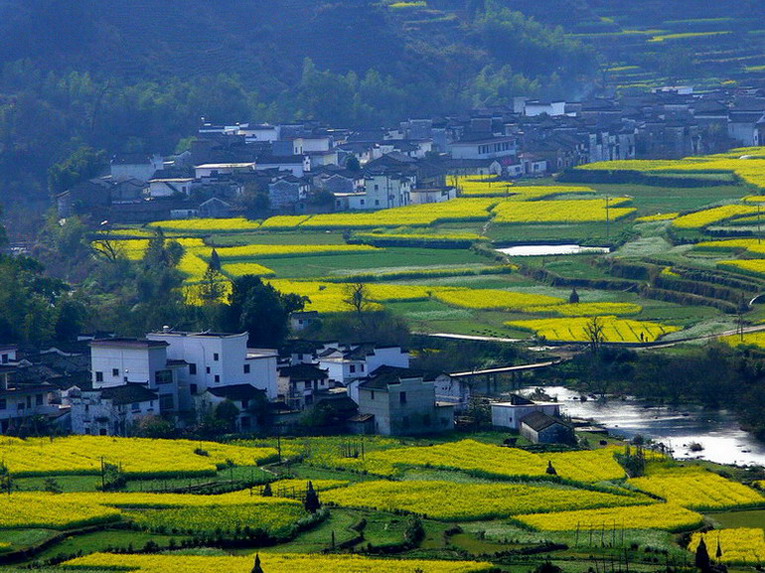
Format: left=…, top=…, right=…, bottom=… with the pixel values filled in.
left=99, top=383, right=158, bottom=406
left=521, top=411, right=569, bottom=432
left=90, top=338, right=168, bottom=349
left=206, top=384, right=265, bottom=402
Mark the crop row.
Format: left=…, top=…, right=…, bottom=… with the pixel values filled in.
left=672, top=204, right=757, bottom=229
left=689, top=528, right=765, bottom=564
left=505, top=316, right=681, bottom=343
left=491, top=198, right=635, bottom=224
left=61, top=553, right=495, bottom=573
left=0, top=435, right=276, bottom=477
left=306, top=439, right=629, bottom=483
left=520, top=302, right=643, bottom=317
left=322, top=479, right=651, bottom=521
left=579, top=150, right=765, bottom=189
left=516, top=503, right=703, bottom=532
left=629, top=467, right=764, bottom=510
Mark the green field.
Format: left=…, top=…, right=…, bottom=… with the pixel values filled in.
left=5, top=433, right=762, bottom=572
left=92, top=151, right=765, bottom=345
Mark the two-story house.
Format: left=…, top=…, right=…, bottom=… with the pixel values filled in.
left=277, top=363, right=330, bottom=410
left=145, top=330, right=278, bottom=400
left=89, top=338, right=190, bottom=414
left=356, top=367, right=454, bottom=435
left=0, top=363, right=59, bottom=434
left=318, top=343, right=410, bottom=392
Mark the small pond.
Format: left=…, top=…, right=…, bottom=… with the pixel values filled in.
left=496, top=244, right=610, bottom=257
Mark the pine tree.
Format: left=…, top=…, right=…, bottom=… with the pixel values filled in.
left=209, top=248, right=221, bottom=272
left=546, top=461, right=557, bottom=475
left=262, top=482, right=272, bottom=497
left=695, top=537, right=711, bottom=572
left=251, top=553, right=264, bottom=573
left=716, top=539, right=723, bottom=559
left=304, top=480, right=321, bottom=513
left=569, top=287, right=580, bottom=304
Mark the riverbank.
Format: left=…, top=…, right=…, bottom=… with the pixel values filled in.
left=523, top=385, right=765, bottom=467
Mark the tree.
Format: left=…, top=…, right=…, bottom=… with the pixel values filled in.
left=214, top=400, right=240, bottom=433
left=569, top=287, right=579, bottom=304
left=224, top=275, right=307, bottom=347
left=310, top=309, right=410, bottom=347
left=48, top=145, right=107, bottom=193
left=134, top=415, right=177, bottom=439
left=345, top=155, right=361, bottom=171
left=252, top=553, right=264, bottom=573
left=43, top=477, right=63, bottom=494
left=0, top=461, right=12, bottom=495
left=343, top=282, right=371, bottom=317
left=304, top=480, right=321, bottom=513
left=695, top=536, right=711, bottom=572
left=209, top=248, right=221, bottom=272
left=262, top=482, right=273, bottom=497
left=584, top=316, right=605, bottom=355
left=546, top=461, right=557, bottom=475
left=196, top=263, right=226, bottom=305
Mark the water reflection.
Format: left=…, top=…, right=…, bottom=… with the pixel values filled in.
left=524, top=386, right=765, bottom=467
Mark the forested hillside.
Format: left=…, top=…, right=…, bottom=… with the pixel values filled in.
left=0, top=0, right=763, bottom=235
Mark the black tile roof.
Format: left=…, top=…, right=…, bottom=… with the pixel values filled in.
left=360, top=365, right=424, bottom=390
left=206, top=384, right=265, bottom=402
left=520, top=411, right=568, bottom=432
left=279, top=364, right=328, bottom=381
left=100, top=384, right=158, bottom=406
left=90, top=338, right=168, bottom=349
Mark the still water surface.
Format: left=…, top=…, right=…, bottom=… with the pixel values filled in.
left=496, top=244, right=610, bottom=257
left=522, top=386, right=765, bottom=467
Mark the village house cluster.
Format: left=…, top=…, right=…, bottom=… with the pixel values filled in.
left=57, top=89, right=765, bottom=223
left=0, top=331, right=569, bottom=442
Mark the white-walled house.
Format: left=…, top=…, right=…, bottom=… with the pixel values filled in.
left=89, top=338, right=190, bottom=414
left=239, top=123, right=281, bottom=143
left=69, top=383, right=159, bottom=436
left=357, top=367, right=454, bottom=435
left=449, top=137, right=516, bottom=160
left=362, top=173, right=413, bottom=209
left=111, top=153, right=164, bottom=183
left=197, top=384, right=267, bottom=432
left=0, top=345, right=18, bottom=365
left=277, top=363, right=330, bottom=410
left=195, top=163, right=256, bottom=179
left=318, top=343, right=410, bottom=388
left=0, top=371, right=59, bottom=434
left=523, top=100, right=567, bottom=117
left=146, top=330, right=278, bottom=400
left=148, top=177, right=194, bottom=197
left=490, top=395, right=560, bottom=430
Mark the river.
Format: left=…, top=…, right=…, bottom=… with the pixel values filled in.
left=522, top=386, right=765, bottom=467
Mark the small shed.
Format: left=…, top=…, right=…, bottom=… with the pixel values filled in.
left=520, top=411, right=574, bottom=445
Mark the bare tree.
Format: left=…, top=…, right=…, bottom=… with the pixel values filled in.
left=584, top=316, right=605, bottom=355
left=343, top=282, right=371, bottom=316
left=91, top=238, right=124, bottom=262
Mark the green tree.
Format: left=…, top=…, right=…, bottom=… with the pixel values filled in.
left=695, top=536, right=711, bottom=572
left=224, top=275, right=306, bottom=347
left=48, top=145, right=107, bottom=193
left=304, top=481, right=321, bottom=513
left=214, top=400, right=240, bottom=432
left=252, top=554, right=264, bottom=573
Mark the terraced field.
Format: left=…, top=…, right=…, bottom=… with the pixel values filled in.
left=7, top=435, right=758, bottom=572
